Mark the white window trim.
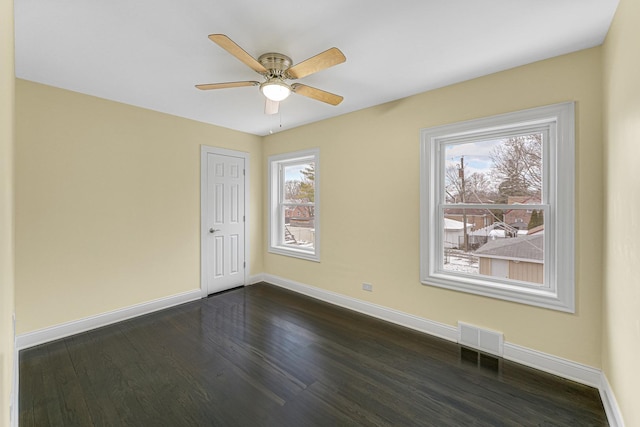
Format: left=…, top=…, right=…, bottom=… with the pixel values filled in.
left=268, top=148, right=320, bottom=262
left=420, top=102, right=575, bottom=312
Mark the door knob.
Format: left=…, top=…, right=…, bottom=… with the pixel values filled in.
left=209, top=228, right=220, bottom=234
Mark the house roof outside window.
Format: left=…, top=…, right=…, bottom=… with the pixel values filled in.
left=474, top=234, right=543, bottom=263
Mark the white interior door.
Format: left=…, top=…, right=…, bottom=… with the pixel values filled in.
left=203, top=149, right=246, bottom=295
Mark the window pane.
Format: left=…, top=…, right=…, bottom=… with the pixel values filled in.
left=421, top=103, right=574, bottom=311
left=283, top=205, right=315, bottom=249
left=442, top=207, right=544, bottom=285
left=282, top=161, right=315, bottom=250
left=444, top=133, right=542, bottom=204
left=283, top=162, right=315, bottom=203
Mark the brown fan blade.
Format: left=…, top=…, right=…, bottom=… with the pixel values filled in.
left=291, top=83, right=343, bottom=106
left=195, top=81, right=259, bottom=90
left=286, top=47, right=346, bottom=79
left=208, top=34, right=267, bottom=74
left=265, top=99, right=279, bottom=115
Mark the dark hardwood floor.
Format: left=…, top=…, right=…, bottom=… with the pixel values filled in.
left=20, top=283, right=607, bottom=426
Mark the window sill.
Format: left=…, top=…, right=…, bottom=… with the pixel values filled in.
left=268, top=246, right=320, bottom=262
left=421, top=273, right=574, bottom=313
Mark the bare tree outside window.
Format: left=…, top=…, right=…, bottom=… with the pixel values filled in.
left=490, top=133, right=542, bottom=202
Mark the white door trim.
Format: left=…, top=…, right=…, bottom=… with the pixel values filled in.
left=200, top=145, right=250, bottom=297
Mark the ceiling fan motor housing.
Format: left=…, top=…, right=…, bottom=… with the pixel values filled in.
left=258, top=53, right=292, bottom=78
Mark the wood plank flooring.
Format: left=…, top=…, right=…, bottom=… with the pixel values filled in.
left=20, top=283, right=608, bottom=426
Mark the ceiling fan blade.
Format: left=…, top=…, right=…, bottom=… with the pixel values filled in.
left=286, top=47, right=346, bottom=79
left=195, top=81, right=259, bottom=90
left=291, top=83, right=343, bottom=106
left=265, top=99, right=279, bottom=115
left=208, top=34, right=267, bottom=74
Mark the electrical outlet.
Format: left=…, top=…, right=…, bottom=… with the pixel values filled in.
left=362, top=283, right=373, bottom=292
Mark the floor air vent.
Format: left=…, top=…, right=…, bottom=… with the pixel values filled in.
left=458, top=322, right=504, bottom=357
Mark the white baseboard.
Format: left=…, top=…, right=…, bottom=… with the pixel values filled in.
left=502, top=342, right=601, bottom=387
left=11, top=313, right=18, bottom=427
left=600, top=374, right=625, bottom=427
left=263, top=274, right=458, bottom=342
left=12, top=348, right=18, bottom=427
left=16, top=289, right=202, bottom=350
left=261, top=274, right=611, bottom=389
left=248, top=274, right=266, bottom=285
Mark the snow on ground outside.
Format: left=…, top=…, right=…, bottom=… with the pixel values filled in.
left=443, top=250, right=479, bottom=274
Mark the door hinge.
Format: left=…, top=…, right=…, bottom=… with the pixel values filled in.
left=243, top=169, right=245, bottom=176
left=243, top=215, right=245, bottom=222
left=243, top=261, right=246, bottom=268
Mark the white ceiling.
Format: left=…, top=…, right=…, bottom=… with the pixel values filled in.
left=14, top=0, right=619, bottom=136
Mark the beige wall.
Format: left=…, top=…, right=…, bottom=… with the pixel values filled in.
left=263, top=48, right=604, bottom=367
left=15, top=80, right=263, bottom=334
left=0, top=0, right=15, bottom=424
left=603, top=0, right=640, bottom=423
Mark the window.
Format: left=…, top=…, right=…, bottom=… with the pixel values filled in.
left=268, top=149, right=320, bottom=261
left=420, top=103, right=575, bottom=312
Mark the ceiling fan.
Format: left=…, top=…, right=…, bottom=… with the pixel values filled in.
left=196, top=34, right=346, bottom=114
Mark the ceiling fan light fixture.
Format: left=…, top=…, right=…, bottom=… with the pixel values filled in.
left=260, top=80, right=291, bottom=102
